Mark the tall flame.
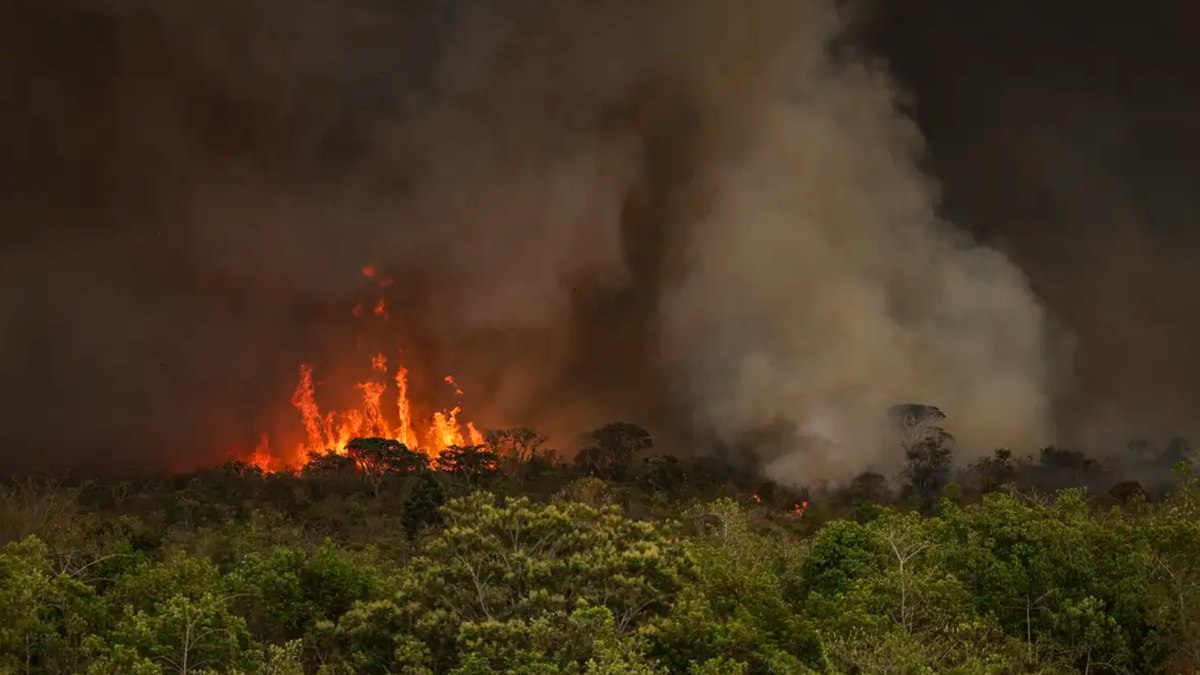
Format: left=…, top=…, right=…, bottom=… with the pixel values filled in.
left=235, top=267, right=485, bottom=470
left=275, top=354, right=482, bottom=467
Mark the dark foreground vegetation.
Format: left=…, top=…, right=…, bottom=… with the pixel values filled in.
left=2, top=420, right=1198, bottom=674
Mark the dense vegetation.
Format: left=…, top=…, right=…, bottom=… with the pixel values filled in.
left=2, top=420, right=1198, bottom=674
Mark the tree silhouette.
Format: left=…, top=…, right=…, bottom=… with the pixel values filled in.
left=889, top=404, right=955, bottom=502
left=575, top=422, right=653, bottom=481
left=436, top=445, right=500, bottom=487
left=484, top=427, right=549, bottom=478
left=344, top=438, right=429, bottom=497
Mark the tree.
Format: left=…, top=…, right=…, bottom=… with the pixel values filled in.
left=350, top=493, right=687, bottom=672
left=345, top=438, right=430, bottom=497
left=845, top=471, right=890, bottom=504
left=484, top=427, right=550, bottom=478
left=575, top=423, right=653, bottom=481
left=402, top=471, right=446, bottom=540
left=635, top=456, right=687, bottom=497
left=651, top=500, right=814, bottom=672
left=436, top=445, right=500, bottom=487
left=99, top=592, right=261, bottom=674
left=889, top=404, right=955, bottom=502
left=970, top=448, right=1019, bottom=493
left=223, top=543, right=382, bottom=647
left=301, top=450, right=357, bottom=477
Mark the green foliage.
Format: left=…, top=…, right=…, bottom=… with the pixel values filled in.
left=2, top=437, right=1200, bottom=674
left=223, top=542, right=382, bottom=646
left=403, top=471, right=447, bottom=539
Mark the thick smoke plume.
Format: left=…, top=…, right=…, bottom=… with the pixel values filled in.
left=2, top=0, right=1060, bottom=479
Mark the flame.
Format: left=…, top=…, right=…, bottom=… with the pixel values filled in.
left=371, top=352, right=388, bottom=372
left=792, top=500, right=809, bottom=517
left=394, top=366, right=419, bottom=449
left=256, top=355, right=482, bottom=468
left=466, top=421, right=485, bottom=446
left=244, top=434, right=278, bottom=472
left=752, top=494, right=762, bottom=504
left=235, top=269, right=485, bottom=470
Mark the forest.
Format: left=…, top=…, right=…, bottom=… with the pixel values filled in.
left=2, top=416, right=1198, bottom=675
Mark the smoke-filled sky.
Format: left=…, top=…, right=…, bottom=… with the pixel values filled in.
left=2, top=0, right=1196, bottom=479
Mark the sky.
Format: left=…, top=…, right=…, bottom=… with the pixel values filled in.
left=1, top=0, right=1196, bottom=477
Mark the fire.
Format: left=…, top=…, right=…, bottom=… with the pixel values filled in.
left=371, top=352, right=388, bottom=372
left=235, top=266, right=485, bottom=470
left=273, top=355, right=483, bottom=467
left=752, top=494, right=762, bottom=504
left=244, top=434, right=278, bottom=473
left=793, top=500, right=810, bottom=517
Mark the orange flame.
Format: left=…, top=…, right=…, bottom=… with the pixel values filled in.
left=752, top=494, right=762, bottom=504
left=235, top=269, right=485, bottom=470
left=280, top=356, right=482, bottom=465
left=792, top=500, right=809, bottom=517
left=244, top=434, right=278, bottom=472
left=394, top=366, right=419, bottom=450
left=371, top=352, right=388, bottom=373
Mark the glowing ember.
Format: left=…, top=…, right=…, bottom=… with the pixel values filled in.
left=752, top=494, right=762, bottom=504
left=362, top=265, right=376, bottom=278
left=792, top=500, right=810, bottom=517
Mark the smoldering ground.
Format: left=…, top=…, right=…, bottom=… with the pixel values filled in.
left=2, top=0, right=1191, bottom=480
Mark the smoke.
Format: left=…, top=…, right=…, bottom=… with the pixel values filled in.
left=867, top=0, right=1200, bottom=459
left=2, top=0, right=1062, bottom=478
left=655, top=47, right=1057, bottom=481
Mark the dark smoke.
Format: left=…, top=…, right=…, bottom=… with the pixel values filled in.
left=865, top=1, right=1200, bottom=456
left=1, top=0, right=1194, bottom=479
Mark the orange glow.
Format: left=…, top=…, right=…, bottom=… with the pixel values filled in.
left=752, top=494, right=762, bottom=504
left=466, top=421, right=485, bottom=446
left=394, top=366, right=419, bottom=450
left=371, top=352, right=388, bottom=373
left=253, top=354, right=483, bottom=468
left=234, top=269, right=485, bottom=470
left=245, top=434, right=278, bottom=472
left=792, top=500, right=810, bottom=517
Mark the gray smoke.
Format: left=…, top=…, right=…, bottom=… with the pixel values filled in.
left=1, top=0, right=1062, bottom=477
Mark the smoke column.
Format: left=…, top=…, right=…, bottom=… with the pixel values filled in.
left=1, top=0, right=1060, bottom=478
